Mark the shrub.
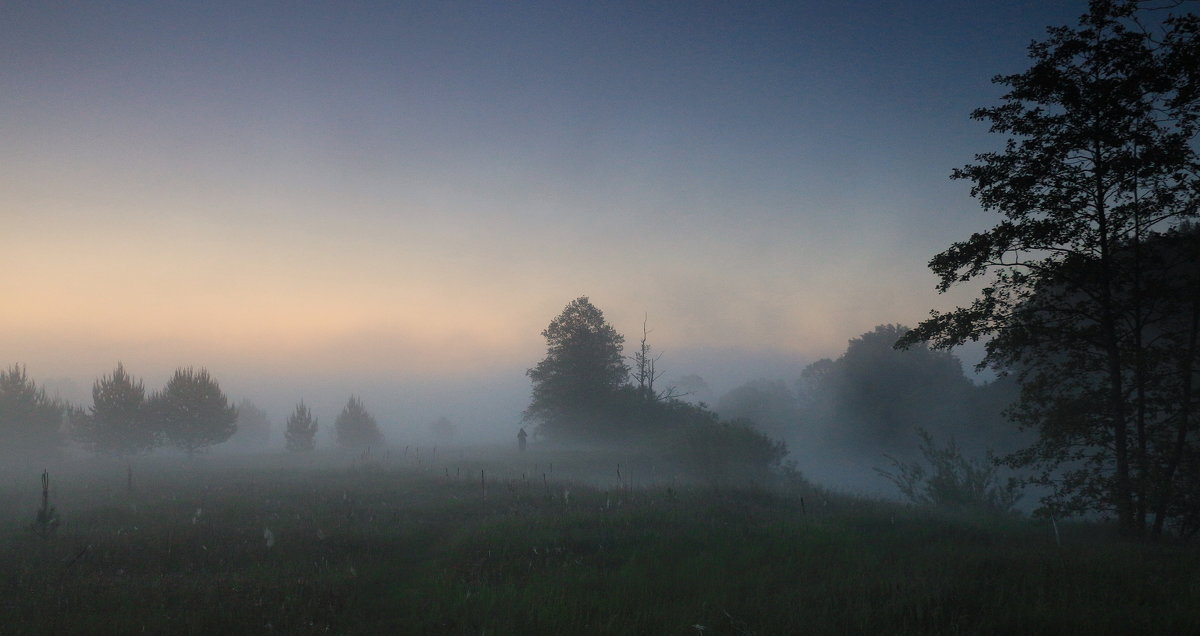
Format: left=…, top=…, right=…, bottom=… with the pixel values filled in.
left=876, top=428, right=1021, bottom=513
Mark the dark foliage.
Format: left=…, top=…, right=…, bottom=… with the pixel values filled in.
left=525, top=296, right=629, bottom=440
left=797, top=325, right=1004, bottom=458
left=0, top=364, right=65, bottom=457
left=900, top=0, right=1200, bottom=536
left=877, top=428, right=1022, bottom=513
left=284, top=401, right=318, bottom=452
left=335, top=395, right=384, bottom=450
left=151, top=367, right=238, bottom=457
left=71, top=362, right=157, bottom=457
left=675, top=414, right=790, bottom=487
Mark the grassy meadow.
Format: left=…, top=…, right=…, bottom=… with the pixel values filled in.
left=1, top=447, right=1197, bottom=635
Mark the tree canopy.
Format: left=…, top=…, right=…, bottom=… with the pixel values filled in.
left=798, top=325, right=988, bottom=456
left=153, top=367, right=238, bottom=457
left=335, top=396, right=384, bottom=449
left=0, top=364, right=64, bottom=458
left=284, top=401, right=318, bottom=453
left=71, top=362, right=156, bottom=457
left=525, top=296, right=630, bottom=440
left=900, top=0, right=1200, bottom=536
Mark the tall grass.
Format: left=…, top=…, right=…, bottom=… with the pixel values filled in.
left=0, top=450, right=1196, bottom=634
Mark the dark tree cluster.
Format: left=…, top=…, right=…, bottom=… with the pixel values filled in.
left=790, top=324, right=1015, bottom=458
left=69, top=364, right=238, bottom=458
left=0, top=364, right=67, bottom=458
left=284, top=402, right=319, bottom=453
left=153, top=368, right=239, bottom=457
left=524, top=297, right=788, bottom=483
left=71, top=362, right=155, bottom=458
left=903, top=0, right=1200, bottom=537
left=525, top=296, right=630, bottom=441
left=335, top=395, right=384, bottom=450
left=2, top=360, right=390, bottom=458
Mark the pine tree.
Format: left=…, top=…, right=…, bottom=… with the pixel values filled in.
left=335, top=396, right=383, bottom=449
left=0, top=364, right=65, bottom=457
left=152, top=367, right=238, bottom=457
left=284, top=401, right=318, bottom=452
left=72, top=363, right=157, bottom=457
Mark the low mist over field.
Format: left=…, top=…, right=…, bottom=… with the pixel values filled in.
left=4, top=0, right=1200, bottom=632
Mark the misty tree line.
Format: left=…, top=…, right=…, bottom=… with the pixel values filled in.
left=2, top=1, right=1198, bottom=539
left=526, top=1, right=1200, bottom=538
left=0, top=363, right=387, bottom=458
left=523, top=296, right=789, bottom=485
left=522, top=296, right=1021, bottom=500
left=718, top=324, right=1018, bottom=457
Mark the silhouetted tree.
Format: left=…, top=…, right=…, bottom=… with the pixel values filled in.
left=0, top=364, right=65, bottom=457
left=631, top=315, right=667, bottom=401
left=284, top=401, right=318, bottom=452
left=152, top=367, right=238, bottom=457
left=899, top=0, right=1200, bottom=536
left=999, top=227, right=1200, bottom=533
left=335, top=396, right=383, bottom=449
left=525, top=297, right=629, bottom=440
left=71, top=362, right=157, bottom=457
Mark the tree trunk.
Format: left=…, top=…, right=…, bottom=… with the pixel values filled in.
left=1152, top=275, right=1200, bottom=537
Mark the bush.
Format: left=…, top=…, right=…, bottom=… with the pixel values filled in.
left=667, top=408, right=788, bottom=487
left=876, top=428, right=1021, bottom=513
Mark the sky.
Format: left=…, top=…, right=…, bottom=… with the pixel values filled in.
left=1, top=1, right=1089, bottom=436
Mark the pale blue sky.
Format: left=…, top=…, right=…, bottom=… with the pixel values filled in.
left=3, top=1, right=1088, bottom=432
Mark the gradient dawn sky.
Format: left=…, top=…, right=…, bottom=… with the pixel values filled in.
left=2, top=1, right=1085, bottom=425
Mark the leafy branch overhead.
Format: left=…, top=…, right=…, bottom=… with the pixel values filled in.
left=902, top=0, right=1200, bottom=537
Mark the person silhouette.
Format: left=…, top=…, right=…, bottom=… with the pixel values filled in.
left=517, top=427, right=528, bottom=452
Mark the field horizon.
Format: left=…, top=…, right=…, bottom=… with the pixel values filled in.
left=2, top=446, right=1197, bottom=634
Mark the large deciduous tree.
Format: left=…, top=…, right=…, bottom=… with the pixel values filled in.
left=153, top=367, right=238, bottom=457
left=72, top=363, right=157, bottom=457
left=525, top=296, right=629, bottom=440
left=899, top=0, right=1200, bottom=536
left=796, top=325, right=984, bottom=456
